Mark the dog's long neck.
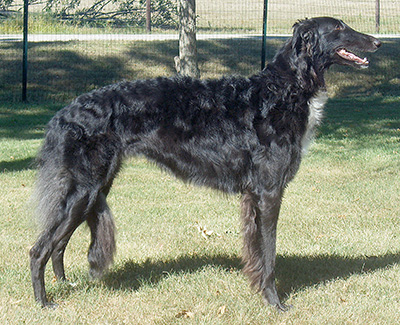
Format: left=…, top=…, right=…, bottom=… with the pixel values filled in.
left=267, top=37, right=327, bottom=94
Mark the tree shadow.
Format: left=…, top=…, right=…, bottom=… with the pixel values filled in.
left=0, top=157, right=35, bottom=172
left=0, top=37, right=281, bottom=150
left=1, top=38, right=398, bottom=171
left=0, top=38, right=282, bottom=104
left=1, top=38, right=398, bottom=103
left=0, top=104, right=55, bottom=140
left=318, top=95, right=400, bottom=151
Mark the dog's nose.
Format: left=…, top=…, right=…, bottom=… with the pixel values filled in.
left=373, top=39, right=382, bottom=49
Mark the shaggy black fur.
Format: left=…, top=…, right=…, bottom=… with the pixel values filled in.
left=30, top=17, right=381, bottom=310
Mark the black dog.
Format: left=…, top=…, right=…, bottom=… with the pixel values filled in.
left=30, top=17, right=380, bottom=310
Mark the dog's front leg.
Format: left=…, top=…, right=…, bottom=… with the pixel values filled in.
left=241, top=190, right=288, bottom=311
left=258, top=192, right=287, bottom=311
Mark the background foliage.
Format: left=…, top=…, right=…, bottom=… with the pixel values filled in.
left=1, top=0, right=178, bottom=28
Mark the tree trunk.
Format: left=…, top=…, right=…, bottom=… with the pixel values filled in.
left=146, top=0, right=151, bottom=32
left=175, top=0, right=200, bottom=78
left=375, top=0, right=380, bottom=33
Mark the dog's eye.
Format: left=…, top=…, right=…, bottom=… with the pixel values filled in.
left=335, top=24, right=344, bottom=31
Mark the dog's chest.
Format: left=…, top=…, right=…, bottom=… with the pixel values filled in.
left=301, top=91, right=328, bottom=155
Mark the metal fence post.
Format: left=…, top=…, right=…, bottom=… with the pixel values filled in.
left=22, top=0, right=29, bottom=102
left=261, top=0, right=268, bottom=70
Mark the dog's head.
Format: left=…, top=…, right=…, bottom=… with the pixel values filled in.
left=292, top=17, right=381, bottom=69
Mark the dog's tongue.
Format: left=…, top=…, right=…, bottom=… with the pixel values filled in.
left=337, top=49, right=369, bottom=66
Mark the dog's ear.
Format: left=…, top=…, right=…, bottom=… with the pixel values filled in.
left=292, top=19, right=319, bottom=56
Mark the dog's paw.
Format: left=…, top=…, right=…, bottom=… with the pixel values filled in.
left=42, top=302, right=59, bottom=309
left=275, top=302, right=292, bottom=313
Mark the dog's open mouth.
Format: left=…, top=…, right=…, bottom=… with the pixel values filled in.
left=336, top=48, right=369, bottom=68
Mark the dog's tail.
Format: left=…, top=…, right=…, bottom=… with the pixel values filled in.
left=87, top=193, right=116, bottom=278
left=33, top=141, right=72, bottom=232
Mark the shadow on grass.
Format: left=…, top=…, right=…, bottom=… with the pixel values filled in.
left=0, top=105, right=55, bottom=141
left=103, top=254, right=242, bottom=291
left=0, top=39, right=398, bottom=134
left=2, top=38, right=398, bottom=103
left=0, top=38, right=275, bottom=103
left=98, top=251, right=400, bottom=304
left=318, top=96, right=400, bottom=150
left=276, top=252, right=400, bottom=299
left=0, top=38, right=278, bottom=148
left=1, top=39, right=399, bottom=172
left=0, top=157, right=35, bottom=172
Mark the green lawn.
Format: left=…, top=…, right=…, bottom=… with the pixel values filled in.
left=0, top=38, right=399, bottom=323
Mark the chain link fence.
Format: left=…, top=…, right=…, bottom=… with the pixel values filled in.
left=1, top=0, right=399, bottom=102
left=3, top=1, right=398, bottom=34
left=197, top=0, right=399, bottom=35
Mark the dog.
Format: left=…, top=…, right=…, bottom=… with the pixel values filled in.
left=30, top=17, right=380, bottom=310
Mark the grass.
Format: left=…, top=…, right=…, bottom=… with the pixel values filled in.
left=1, top=38, right=400, bottom=323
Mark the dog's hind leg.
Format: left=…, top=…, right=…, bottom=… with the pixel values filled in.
left=30, top=190, right=91, bottom=307
left=51, top=229, right=77, bottom=281
left=241, top=189, right=288, bottom=311
left=51, top=186, right=114, bottom=281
